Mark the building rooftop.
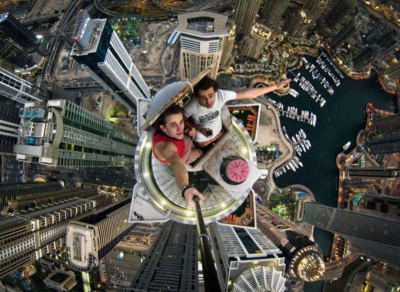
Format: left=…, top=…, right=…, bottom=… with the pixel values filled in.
left=177, top=11, right=229, bottom=38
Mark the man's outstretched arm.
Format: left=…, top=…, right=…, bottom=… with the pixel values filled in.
left=161, top=143, right=204, bottom=206
left=236, top=78, right=291, bottom=99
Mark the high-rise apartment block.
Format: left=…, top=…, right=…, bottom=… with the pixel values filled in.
left=324, top=0, right=356, bottom=30
left=353, top=45, right=380, bottom=71
left=0, top=38, right=36, bottom=69
left=234, top=0, right=262, bottom=36
left=0, top=190, right=107, bottom=278
left=285, top=10, right=311, bottom=37
left=329, top=15, right=368, bottom=48
left=367, top=110, right=400, bottom=154
left=67, top=197, right=134, bottom=271
left=177, top=12, right=229, bottom=80
left=0, top=12, right=39, bottom=49
left=262, top=0, right=290, bottom=26
left=129, top=221, right=198, bottom=292
left=14, top=99, right=136, bottom=167
left=220, top=21, right=236, bottom=69
left=0, top=97, right=20, bottom=154
left=71, top=10, right=150, bottom=113
left=303, top=0, right=328, bottom=24
left=209, top=223, right=287, bottom=292
left=385, top=62, right=400, bottom=80
left=0, top=67, right=44, bottom=104
left=241, top=32, right=267, bottom=60
left=302, top=201, right=400, bottom=266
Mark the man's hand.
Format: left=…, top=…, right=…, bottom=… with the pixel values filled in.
left=183, top=187, right=205, bottom=207
left=276, top=78, right=292, bottom=89
left=186, top=127, right=197, bottom=140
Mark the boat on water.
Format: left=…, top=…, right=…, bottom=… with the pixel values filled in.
left=343, top=141, right=351, bottom=151
left=304, top=140, right=310, bottom=150
left=300, top=141, right=306, bottom=152
left=300, top=128, right=306, bottom=138
left=294, top=156, right=303, bottom=167
left=292, top=136, right=297, bottom=144
left=288, top=162, right=296, bottom=172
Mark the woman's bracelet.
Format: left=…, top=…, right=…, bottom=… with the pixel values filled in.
left=181, top=184, right=194, bottom=198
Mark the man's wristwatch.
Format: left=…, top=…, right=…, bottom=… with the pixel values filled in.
left=181, top=184, right=194, bottom=198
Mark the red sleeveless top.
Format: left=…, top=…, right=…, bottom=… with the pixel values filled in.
left=152, top=132, right=185, bottom=164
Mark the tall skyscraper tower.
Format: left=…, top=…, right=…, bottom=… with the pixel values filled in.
left=0, top=97, right=20, bottom=154
left=353, top=45, right=380, bottom=71
left=256, top=204, right=325, bottom=282
left=0, top=181, right=62, bottom=213
left=0, top=191, right=107, bottom=278
left=129, top=221, right=198, bottom=291
left=14, top=99, right=136, bottom=167
left=329, top=15, right=368, bottom=48
left=262, top=0, right=291, bottom=26
left=234, top=0, right=262, bottom=36
left=324, top=0, right=356, bottom=30
left=176, top=12, right=229, bottom=80
left=67, top=197, right=134, bottom=271
left=209, top=223, right=287, bottom=292
left=284, top=10, right=311, bottom=37
left=375, top=29, right=400, bottom=56
left=0, top=12, right=39, bottom=49
left=0, top=38, right=36, bottom=69
left=71, top=10, right=150, bottom=113
left=368, top=110, right=400, bottom=154
left=241, top=32, right=267, bottom=59
left=385, top=62, right=400, bottom=80
left=0, top=67, right=44, bottom=104
left=303, top=0, right=328, bottom=24
left=220, top=21, right=236, bottom=69
left=302, top=201, right=400, bottom=266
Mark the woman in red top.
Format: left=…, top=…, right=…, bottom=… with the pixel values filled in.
left=152, top=105, right=204, bottom=206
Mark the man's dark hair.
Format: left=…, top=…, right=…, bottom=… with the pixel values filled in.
left=193, top=76, right=219, bottom=97
left=154, top=104, right=183, bottom=128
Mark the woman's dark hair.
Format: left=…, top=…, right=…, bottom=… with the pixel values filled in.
left=154, top=104, right=183, bottom=128
left=193, top=76, right=219, bottom=96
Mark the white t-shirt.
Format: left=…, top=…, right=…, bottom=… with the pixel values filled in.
left=183, top=89, right=236, bottom=142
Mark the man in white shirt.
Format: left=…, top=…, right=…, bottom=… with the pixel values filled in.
left=184, top=76, right=291, bottom=147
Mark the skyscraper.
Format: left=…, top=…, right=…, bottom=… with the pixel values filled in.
left=0, top=67, right=44, bottom=104
left=129, top=221, right=198, bottom=291
left=303, top=0, right=328, bottom=24
left=302, top=201, right=400, bottom=266
left=177, top=12, right=229, bottom=80
left=209, top=222, right=287, bottom=292
left=324, top=0, right=356, bottom=30
left=256, top=204, right=325, bottom=282
left=284, top=10, right=311, bottom=38
left=71, top=10, right=150, bottom=113
left=0, top=181, right=62, bottom=213
left=353, top=45, right=380, bottom=71
left=375, top=29, right=400, bottom=56
left=0, top=97, right=20, bottom=154
left=14, top=99, right=136, bottom=167
left=385, top=62, right=400, bottom=80
left=220, top=21, right=236, bottom=69
left=0, top=191, right=106, bottom=278
left=234, top=0, right=262, bottom=36
left=241, top=32, right=267, bottom=59
left=0, top=12, right=39, bottom=49
left=67, top=197, right=134, bottom=271
left=262, top=0, right=291, bottom=26
left=329, top=15, right=368, bottom=48
left=0, top=38, right=36, bottom=69
left=368, top=110, right=400, bottom=154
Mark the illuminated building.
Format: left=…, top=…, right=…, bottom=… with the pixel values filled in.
left=209, top=223, right=287, bottom=292
left=302, top=201, right=400, bottom=266
left=348, top=166, right=400, bottom=179
left=0, top=12, right=39, bottom=49
left=385, top=62, right=400, bottom=80
left=0, top=181, right=62, bottom=214
left=368, top=109, right=400, bottom=154
left=0, top=38, right=36, bottom=69
left=352, top=45, right=380, bottom=71
left=241, top=32, right=267, bottom=59
left=262, top=0, right=290, bottom=26
left=14, top=99, right=136, bottom=167
left=66, top=197, right=134, bottom=271
left=329, top=15, right=368, bottom=48
left=0, top=192, right=105, bottom=278
left=176, top=12, right=229, bottom=80
left=129, top=221, right=198, bottom=291
left=0, top=97, right=20, bottom=154
left=284, top=10, right=311, bottom=38
left=375, top=29, right=400, bottom=56
left=71, top=10, right=150, bottom=113
left=0, top=67, right=44, bottom=104
left=303, top=0, right=328, bottom=24
left=234, top=0, right=262, bottom=36
left=256, top=204, right=325, bottom=282
left=324, top=0, right=356, bottom=30
left=220, top=21, right=236, bottom=69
